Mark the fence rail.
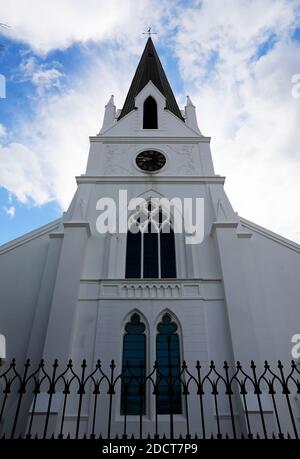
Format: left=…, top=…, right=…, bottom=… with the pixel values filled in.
left=0, top=358, right=300, bottom=439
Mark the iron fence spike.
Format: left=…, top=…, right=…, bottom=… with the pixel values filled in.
left=0, top=358, right=298, bottom=440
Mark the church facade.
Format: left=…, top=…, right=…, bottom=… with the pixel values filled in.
left=0, top=38, right=300, bottom=439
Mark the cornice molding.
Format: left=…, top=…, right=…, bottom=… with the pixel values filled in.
left=63, top=221, right=91, bottom=237
left=49, top=232, right=64, bottom=239
left=90, top=135, right=211, bottom=144
left=80, top=277, right=222, bottom=283
left=76, top=175, right=225, bottom=185
left=210, top=222, right=239, bottom=236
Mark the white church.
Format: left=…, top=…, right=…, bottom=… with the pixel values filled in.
left=0, top=38, right=300, bottom=439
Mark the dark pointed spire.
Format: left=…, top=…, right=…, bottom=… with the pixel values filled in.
left=118, top=38, right=184, bottom=121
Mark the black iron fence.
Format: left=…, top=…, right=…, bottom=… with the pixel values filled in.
left=0, top=358, right=300, bottom=440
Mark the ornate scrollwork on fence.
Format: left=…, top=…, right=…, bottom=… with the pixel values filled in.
left=0, top=358, right=299, bottom=439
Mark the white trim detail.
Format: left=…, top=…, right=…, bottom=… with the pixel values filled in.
left=210, top=222, right=239, bottom=236
left=90, top=136, right=211, bottom=143
left=63, top=221, right=92, bottom=237
left=76, top=176, right=225, bottom=184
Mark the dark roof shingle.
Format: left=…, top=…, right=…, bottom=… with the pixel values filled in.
left=118, top=38, right=184, bottom=122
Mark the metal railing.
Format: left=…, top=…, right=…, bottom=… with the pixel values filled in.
left=0, top=358, right=300, bottom=439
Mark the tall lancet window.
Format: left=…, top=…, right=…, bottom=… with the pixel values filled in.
left=125, top=230, right=142, bottom=278
left=121, top=313, right=146, bottom=415
left=143, top=96, right=158, bottom=129
left=156, top=313, right=182, bottom=414
left=125, top=201, right=177, bottom=279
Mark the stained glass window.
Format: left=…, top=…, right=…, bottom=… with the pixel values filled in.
left=156, top=313, right=182, bottom=414
left=121, top=313, right=146, bottom=415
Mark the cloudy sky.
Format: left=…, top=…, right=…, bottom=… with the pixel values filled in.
left=0, top=0, right=300, bottom=245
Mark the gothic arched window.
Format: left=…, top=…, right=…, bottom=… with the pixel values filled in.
left=121, top=313, right=146, bottom=415
left=143, top=96, right=158, bottom=129
left=125, top=201, right=177, bottom=279
left=156, top=313, right=182, bottom=414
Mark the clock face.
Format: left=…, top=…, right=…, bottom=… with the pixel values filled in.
left=136, top=150, right=166, bottom=172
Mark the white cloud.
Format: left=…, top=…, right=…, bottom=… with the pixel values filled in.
left=0, top=142, right=50, bottom=205
left=0, top=124, right=7, bottom=137
left=0, top=0, right=170, bottom=54
left=0, top=0, right=171, bottom=208
left=0, top=50, right=136, bottom=208
left=0, top=0, right=300, bottom=245
left=3, top=206, right=15, bottom=218
left=172, top=0, right=300, bottom=242
left=19, top=56, right=64, bottom=94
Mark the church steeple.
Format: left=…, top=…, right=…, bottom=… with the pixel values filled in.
left=118, top=37, right=184, bottom=122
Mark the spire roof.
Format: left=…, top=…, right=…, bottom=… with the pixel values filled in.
left=118, top=38, right=184, bottom=121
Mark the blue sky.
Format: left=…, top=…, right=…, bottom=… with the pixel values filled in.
left=0, top=0, right=300, bottom=245
left=0, top=33, right=186, bottom=243
left=0, top=39, right=84, bottom=242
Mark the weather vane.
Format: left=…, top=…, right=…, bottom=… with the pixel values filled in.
left=143, top=27, right=157, bottom=38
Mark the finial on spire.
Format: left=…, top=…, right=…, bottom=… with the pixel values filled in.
left=142, top=27, right=157, bottom=38
left=118, top=34, right=184, bottom=121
